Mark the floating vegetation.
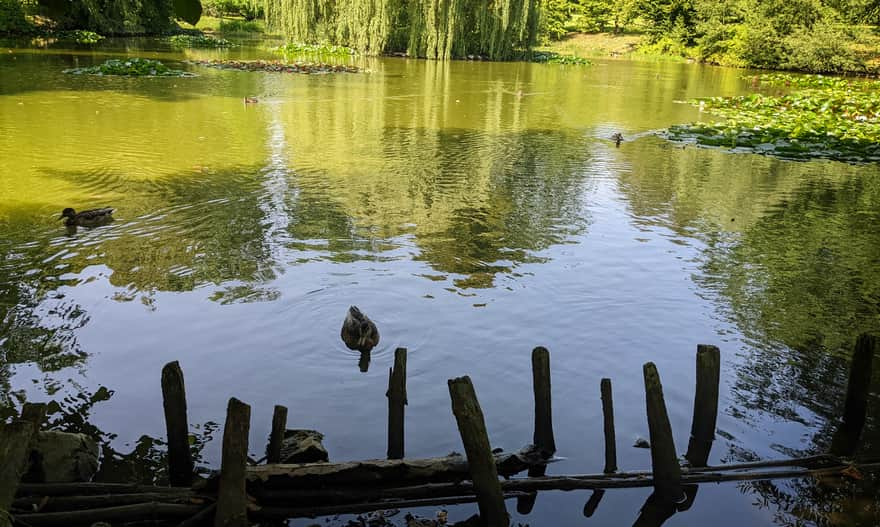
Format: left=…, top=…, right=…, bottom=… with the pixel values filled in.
left=167, top=34, right=234, bottom=48
left=55, top=30, right=105, bottom=44
left=64, top=58, right=194, bottom=77
left=530, top=51, right=591, bottom=66
left=188, top=59, right=360, bottom=74
left=664, top=74, right=880, bottom=163
left=274, top=42, right=356, bottom=56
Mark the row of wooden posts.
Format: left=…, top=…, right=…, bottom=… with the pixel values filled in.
left=150, top=334, right=874, bottom=526
left=2, top=334, right=875, bottom=527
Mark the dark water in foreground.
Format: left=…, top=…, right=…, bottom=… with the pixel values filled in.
left=1, top=39, right=878, bottom=526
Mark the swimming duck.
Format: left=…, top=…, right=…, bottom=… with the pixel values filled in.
left=341, top=306, right=380, bottom=353
left=60, top=207, right=115, bottom=227
left=611, top=133, right=623, bottom=147
left=244, top=96, right=259, bottom=104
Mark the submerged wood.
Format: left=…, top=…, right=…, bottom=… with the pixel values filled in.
left=215, top=397, right=251, bottom=527
left=246, top=445, right=549, bottom=488
left=12, top=502, right=203, bottom=526
left=831, top=333, right=876, bottom=456
left=448, top=376, right=509, bottom=527
left=12, top=491, right=203, bottom=512
left=387, top=347, right=408, bottom=460
left=1, top=421, right=37, bottom=527
left=685, top=345, right=721, bottom=468
left=162, top=361, right=194, bottom=487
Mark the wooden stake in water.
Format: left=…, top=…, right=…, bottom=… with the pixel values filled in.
left=387, top=347, right=408, bottom=460
left=684, top=345, right=720, bottom=468
left=600, top=378, right=617, bottom=473
left=448, top=376, right=509, bottom=527
left=267, top=405, right=288, bottom=464
left=215, top=397, right=251, bottom=527
left=831, top=333, right=876, bottom=456
left=643, top=362, right=683, bottom=504
left=161, top=361, right=193, bottom=486
left=532, top=347, right=555, bottom=455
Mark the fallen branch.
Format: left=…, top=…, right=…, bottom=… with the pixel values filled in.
left=15, top=483, right=192, bottom=497
left=12, top=492, right=207, bottom=513
left=12, top=502, right=203, bottom=527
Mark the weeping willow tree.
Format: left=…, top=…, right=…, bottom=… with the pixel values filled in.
left=264, top=0, right=541, bottom=60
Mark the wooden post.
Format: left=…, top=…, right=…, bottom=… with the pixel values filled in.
left=831, top=333, right=876, bottom=456
left=1, top=421, right=38, bottom=527
left=643, top=362, right=683, bottom=504
left=583, top=489, right=605, bottom=518
left=215, top=398, right=251, bottom=527
left=266, top=405, right=288, bottom=464
left=20, top=402, right=48, bottom=434
left=600, top=378, right=617, bottom=473
left=161, top=361, right=193, bottom=487
left=532, top=347, right=555, bottom=456
left=448, top=376, right=509, bottom=527
left=684, top=345, right=720, bottom=468
left=387, top=347, right=408, bottom=460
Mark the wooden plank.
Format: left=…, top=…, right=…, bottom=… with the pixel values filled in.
left=214, top=398, right=251, bottom=527
left=162, top=361, right=194, bottom=486
left=448, top=376, right=509, bottom=527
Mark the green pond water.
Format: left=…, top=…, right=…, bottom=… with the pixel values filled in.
left=1, top=39, right=879, bottom=526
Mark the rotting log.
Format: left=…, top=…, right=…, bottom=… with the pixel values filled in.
left=1, top=421, right=37, bottom=527
left=162, top=361, right=194, bottom=487
left=831, top=333, right=876, bottom=457
left=12, top=502, right=203, bottom=527
left=16, top=483, right=192, bottom=497
left=387, top=347, right=407, bottom=460
left=643, top=363, right=684, bottom=504
left=448, top=376, right=509, bottom=527
left=266, top=405, right=288, bottom=464
left=12, top=492, right=205, bottom=513
left=532, top=347, right=555, bottom=456
left=601, top=378, right=617, bottom=473
left=215, top=397, right=251, bottom=527
left=685, top=345, right=720, bottom=468
left=245, top=445, right=550, bottom=489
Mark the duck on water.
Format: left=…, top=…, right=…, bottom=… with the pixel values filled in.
left=60, top=207, right=115, bottom=227
left=341, top=306, right=380, bottom=353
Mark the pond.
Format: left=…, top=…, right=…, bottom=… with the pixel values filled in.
left=1, top=38, right=878, bottom=526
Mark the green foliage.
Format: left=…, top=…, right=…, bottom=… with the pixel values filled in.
left=188, top=58, right=360, bottom=73
left=264, top=0, right=541, bottom=60
left=35, top=0, right=178, bottom=34
left=168, top=33, right=232, bottom=46
left=665, top=74, right=880, bottom=162
left=274, top=41, right=357, bottom=56
left=218, top=18, right=262, bottom=33
left=55, top=29, right=105, bottom=43
left=64, top=58, right=195, bottom=76
left=0, top=0, right=32, bottom=34
left=202, top=0, right=261, bottom=19
left=173, top=0, right=202, bottom=25
left=531, top=50, right=592, bottom=64
left=540, top=0, right=573, bottom=41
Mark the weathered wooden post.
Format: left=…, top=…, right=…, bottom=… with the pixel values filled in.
left=448, top=376, right=509, bottom=527
left=831, top=333, right=876, bottom=456
left=266, top=405, right=288, bottom=464
left=684, top=345, right=720, bottom=468
left=20, top=402, right=48, bottom=434
left=161, top=361, right=194, bottom=487
left=387, top=347, right=408, bottom=460
left=0, top=420, right=38, bottom=527
left=215, top=397, right=251, bottom=527
left=600, top=378, right=617, bottom=473
left=643, top=362, right=684, bottom=504
left=532, top=347, right=555, bottom=456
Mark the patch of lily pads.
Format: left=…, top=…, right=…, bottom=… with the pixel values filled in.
left=531, top=51, right=591, bottom=65
left=167, top=34, right=234, bottom=48
left=663, top=73, right=880, bottom=163
left=273, top=42, right=357, bottom=56
left=188, top=59, right=361, bottom=74
left=64, top=58, right=195, bottom=77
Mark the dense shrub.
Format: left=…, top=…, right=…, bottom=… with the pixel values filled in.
left=0, top=0, right=32, bottom=34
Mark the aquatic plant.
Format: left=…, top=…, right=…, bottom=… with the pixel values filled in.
left=530, top=51, right=591, bottom=65
left=64, top=58, right=194, bottom=77
left=167, top=34, right=234, bottom=48
left=664, top=74, right=880, bottom=163
left=55, top=30, right=105, bottom=43
left=188, top=59, right=360, bottom=74
left=273, top=41, right=357, bottom=56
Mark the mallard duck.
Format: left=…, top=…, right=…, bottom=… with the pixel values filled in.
left=59, top=207, right=115, bottom=227
left=244, top=96, right=259, bottom=104
left=611, top=133, right=623, bottom=147
left=341, top=306, right=380, bottom=352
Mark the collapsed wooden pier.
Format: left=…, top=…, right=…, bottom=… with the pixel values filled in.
left=2, top=334, right=877, bottom=527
